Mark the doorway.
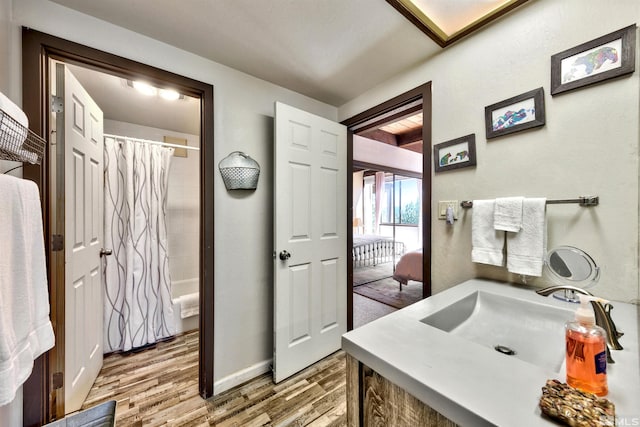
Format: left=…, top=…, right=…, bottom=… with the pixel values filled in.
left=342, top=82, right=432, bottom=331
left=352, top=168, right=424, bottom=326
left=53, top=60, right=201, bottom=412
left=21, top=29, right=214, bottom=424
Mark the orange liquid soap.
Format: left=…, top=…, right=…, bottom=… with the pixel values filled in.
left=564, top=294, right=608, bottom=396
left=565, top=324, right=608, bottom=396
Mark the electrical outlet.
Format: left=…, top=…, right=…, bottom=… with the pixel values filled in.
left=437, top=200, right=459, bottom=220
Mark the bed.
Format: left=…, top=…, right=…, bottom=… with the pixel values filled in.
left=352, top=234, right=405, bottom=267
left=393, top=249, right=423, bottom=287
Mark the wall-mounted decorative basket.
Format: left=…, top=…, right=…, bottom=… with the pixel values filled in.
left=219, top=151, right=260, bottom=190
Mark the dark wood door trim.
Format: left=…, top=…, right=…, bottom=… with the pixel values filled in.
left=342, top=82, right=432, bottom=331
left=21, top=28, right=215, bottom=425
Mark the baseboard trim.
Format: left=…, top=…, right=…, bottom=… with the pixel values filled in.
left=213, top=359, right=272, bottom=395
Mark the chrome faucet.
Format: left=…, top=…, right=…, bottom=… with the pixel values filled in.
left=536, top=285, right=624, bottom=357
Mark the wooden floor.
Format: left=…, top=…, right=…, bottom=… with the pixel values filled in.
left=81, top=330, right=347, bottom=426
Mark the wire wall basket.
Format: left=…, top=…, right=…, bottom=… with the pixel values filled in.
left=0, top=109, right=45, bottom=165
left=219, top=151, right=260, bottom=190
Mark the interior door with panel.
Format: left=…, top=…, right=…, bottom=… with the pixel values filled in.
left=273, top=102, right=347, bottom=383
left=56, top=63, right=105, bottom=413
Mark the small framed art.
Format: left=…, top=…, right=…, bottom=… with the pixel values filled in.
left=551, top=24, right=636, bottom=95
left=433, top=134, right=476, bottom=173
left=485, top=87, right=545, bottom=139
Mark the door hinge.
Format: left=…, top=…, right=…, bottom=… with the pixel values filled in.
left=52, top=234, right=64, bottom=252
left=52, top=372, right=63, bottom=390
left=51, top=95, right=63, bottom=113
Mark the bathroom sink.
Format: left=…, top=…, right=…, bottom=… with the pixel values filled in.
left=343, top=278, right=640, bottom=426
left=421, top=290, right=574, bottom=372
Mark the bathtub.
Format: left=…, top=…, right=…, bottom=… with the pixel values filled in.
left=171, top=278, right=199, bottom=334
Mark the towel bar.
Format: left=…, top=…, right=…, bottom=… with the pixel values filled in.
left=460, top=196, right=599, bottom=208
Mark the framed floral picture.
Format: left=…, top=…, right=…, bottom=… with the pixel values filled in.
left=551, top=25, right=636, bottom=95
left=433, top=134, right=476, bottom=173
left=485, top=87, right=545, bottom=139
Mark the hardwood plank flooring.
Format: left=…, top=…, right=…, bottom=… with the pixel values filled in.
left=81, top=330, right=347, bottom=426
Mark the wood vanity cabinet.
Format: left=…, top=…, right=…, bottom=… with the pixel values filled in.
left=346, top=354, right=459, bottom=427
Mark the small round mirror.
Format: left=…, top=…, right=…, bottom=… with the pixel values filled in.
left=546, top=246, right=600, bottom=288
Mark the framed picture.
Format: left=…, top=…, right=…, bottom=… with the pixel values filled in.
left=551, top=24, right=636, bottom=95
left=433, top=134, right=476, bottom=173
left=485, top=87, right=545, bottom=139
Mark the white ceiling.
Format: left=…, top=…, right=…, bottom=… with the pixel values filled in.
left=51, top=0, right=443, bottom=106
left=51, top=0, right=527, bottom=134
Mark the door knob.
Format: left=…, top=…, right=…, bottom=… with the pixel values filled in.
left=100, top=248, right=113, bottom=257
left=279, top=250, right=291, bottom=261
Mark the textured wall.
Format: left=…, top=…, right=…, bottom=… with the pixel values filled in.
left=340, top=0, right=640, bottom=303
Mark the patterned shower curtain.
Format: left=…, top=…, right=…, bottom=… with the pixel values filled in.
left=103, top=137, right=175, bottom=353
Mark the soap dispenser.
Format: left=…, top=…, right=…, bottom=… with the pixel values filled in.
left=565, top=295, right=608, bottom=396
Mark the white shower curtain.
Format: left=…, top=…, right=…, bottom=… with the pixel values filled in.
left=103, top=137, right=175, bottom=353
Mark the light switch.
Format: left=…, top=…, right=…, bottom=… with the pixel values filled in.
left=438, top=200, right=459, bottom=220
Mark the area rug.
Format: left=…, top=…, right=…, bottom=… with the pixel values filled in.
left=353, top=278, right=422, bottom=309
left=353, top=263, right=394, bottom=286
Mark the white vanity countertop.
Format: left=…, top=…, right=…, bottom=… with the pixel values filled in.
left=341, top=279, right=640, bottom=426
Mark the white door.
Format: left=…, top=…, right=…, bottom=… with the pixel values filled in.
left=273, top=102, right=347, bottom=383
left=57, top=64, right=104, bottom=413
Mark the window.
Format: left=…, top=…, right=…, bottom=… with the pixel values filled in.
left=380, top=174, right=421, bottom=225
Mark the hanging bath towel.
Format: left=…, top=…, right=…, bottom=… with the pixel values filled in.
left=0, top=175, right=54, bottom=405
left=507, top=198, right=547, bottom=276
left=471, top=199, right=505, bottom=267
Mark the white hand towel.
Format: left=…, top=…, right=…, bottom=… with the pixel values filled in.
left=494, top=197, right=524, bottom=232
left=471, top=199, right=505, bottom=266
left=507, top=198, right=547, bottom=276
left=0, top=175, right=55, bottom=406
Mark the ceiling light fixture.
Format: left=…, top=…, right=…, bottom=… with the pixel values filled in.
left=127, top=80, right=182, bottom=101
left=159, top=88, right=180, bottom=101
left=386, top=0, right=529, bottom=47
left=132, top=80, right=157, bottom=96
